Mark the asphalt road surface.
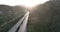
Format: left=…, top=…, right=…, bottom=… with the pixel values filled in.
left=8, top=11, right=29, bottom=32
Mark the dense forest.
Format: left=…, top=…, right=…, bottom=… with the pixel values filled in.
left=28, top=0, right=60, bottom=32
left=0, top=5, right=26, bottom=32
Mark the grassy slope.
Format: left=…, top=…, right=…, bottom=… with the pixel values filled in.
left=28, top=0, right=60, bottom=32
left=0, top=5, right=26, bottom=32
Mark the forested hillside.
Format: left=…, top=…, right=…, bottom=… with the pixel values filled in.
left=28, top=0, right=60, bottom=32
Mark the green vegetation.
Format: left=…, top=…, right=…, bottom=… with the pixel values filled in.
left=28, top=0, right=60, bottom=32
left=0, top=5, right=26, bottom=32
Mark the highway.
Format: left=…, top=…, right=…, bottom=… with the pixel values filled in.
left=8, top=11, right=29, bottom=32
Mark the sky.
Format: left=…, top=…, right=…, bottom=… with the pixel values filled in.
left=0, top=0, right=49, bottom=7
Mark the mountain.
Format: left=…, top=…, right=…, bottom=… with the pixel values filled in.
left=28, top=0, right=60, bottom=32
left=0, top=5, right=26, bottom=32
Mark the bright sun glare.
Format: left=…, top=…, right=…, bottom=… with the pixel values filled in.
left=0, top=0, right=49, bottom=7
